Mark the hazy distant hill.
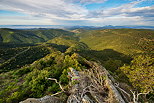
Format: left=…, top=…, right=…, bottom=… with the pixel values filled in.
left=0, top=28, right=74, bottom=43
left=79, top=29, right=154, bottom=55
left=65, top=25, right=154, bottom=30
left=1, top=25, right=154, bottom=30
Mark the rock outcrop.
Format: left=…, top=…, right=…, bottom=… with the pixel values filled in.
left=20, top=61, right=126, bottom=103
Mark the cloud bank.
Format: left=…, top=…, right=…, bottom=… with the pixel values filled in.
left=0, top=0, right=153, bottom=25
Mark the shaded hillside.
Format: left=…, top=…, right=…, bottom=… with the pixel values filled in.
left=0, top=47, right=27, bottom=64
left=0, top=28, right=74, bottom=43
left=47, top=36, right=89, bottom=52
left=0, top=43, right=36, bottom=48
left=0, top=45, right=50, bottom=73
left=79, top=29, right=154, bottom=55
left=78, top=49, right=132, bottom=64
left=0, top=35, right=88, bottom=73
left=0, top=42, right=70, bottom=73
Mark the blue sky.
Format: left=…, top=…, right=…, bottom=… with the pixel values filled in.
left=0, top=0, right=154, bottom=26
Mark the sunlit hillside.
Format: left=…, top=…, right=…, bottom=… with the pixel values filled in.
left=80, top=29, right=154, bottom=55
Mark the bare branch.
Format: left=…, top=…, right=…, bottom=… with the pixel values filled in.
left=136, top=91, right=150, bottom=101
left=47, top=78, right=64, bottom=91
left=114, top=83, right=130, bottom=97
left=50, top=91, right=63, bottom=96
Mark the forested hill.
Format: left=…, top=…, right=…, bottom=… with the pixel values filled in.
left=0, top=28, right=74, bottom=43
left=79, top=29, right=154, bottom=55
left=0, top=28, right=153, bottom=102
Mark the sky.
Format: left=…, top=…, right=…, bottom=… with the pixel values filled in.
left=0, top=0, right=154, bottom=26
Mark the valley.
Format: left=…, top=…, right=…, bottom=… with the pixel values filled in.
left=0, top=28, right=153, bottom=103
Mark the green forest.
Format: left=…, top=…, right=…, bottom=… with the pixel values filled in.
left=0, top=28, right=153, bottom=103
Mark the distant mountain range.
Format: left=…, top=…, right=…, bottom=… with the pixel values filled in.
left=66, top=25, right=154, bottom=30
left=0, top=25, right=154, bottom=30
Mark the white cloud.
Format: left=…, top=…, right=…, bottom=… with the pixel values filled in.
left=0, top=0, right=153, bottom=25
left=85, top=0, right=154, bottom=25
left=0, top=16, right=55, bottom=25
left=86, top=0, right=142, bottom=18
left=78, top=0, right=107, bottom=4
left=66, top=0, right=107, bottom=4
left=0, top=0, right=88, bottom=20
